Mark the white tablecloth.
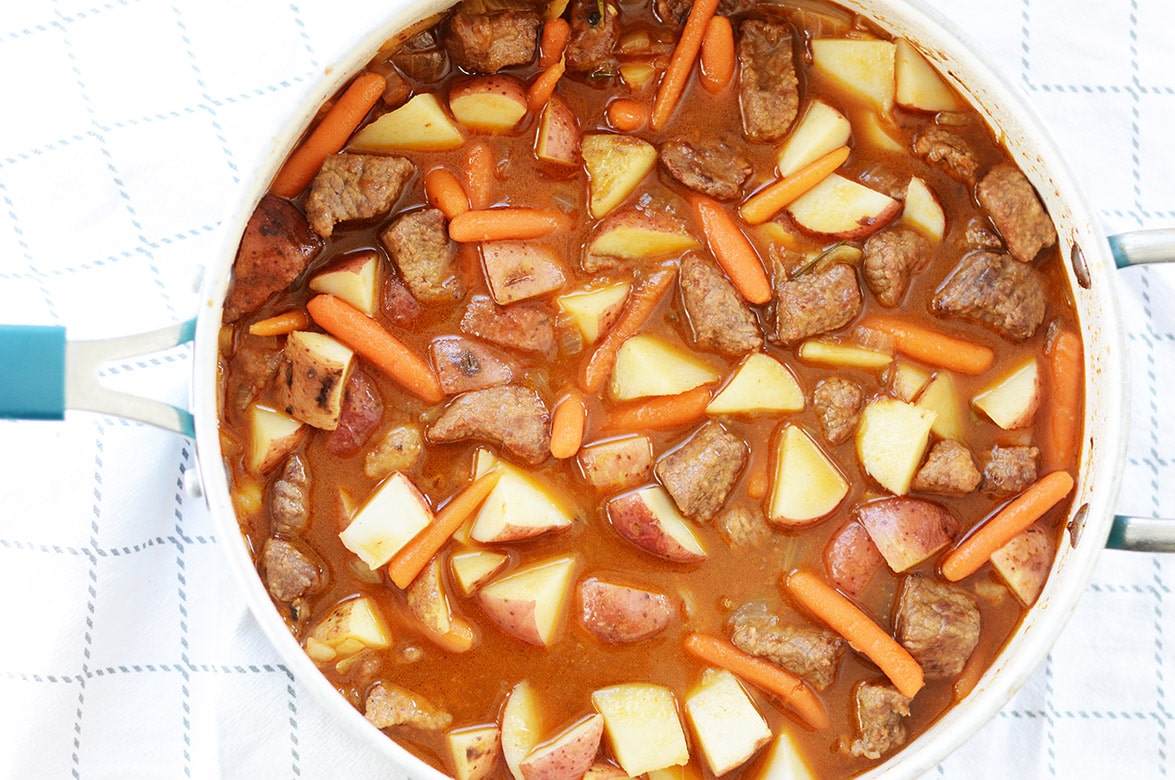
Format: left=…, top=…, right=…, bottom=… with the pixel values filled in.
left=1, top=0, right=1172, bottom=777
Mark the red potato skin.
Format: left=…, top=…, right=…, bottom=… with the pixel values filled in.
left=535, top=93, right=581, bottom=166
left=519, top=714, right=605, bottom=780
left=450, top=75, right=529, bottom=131
left=824, top=520, right=885, bottom=596
left=991, top=525, right=1052, bottom=606
left=856, top=497, right=960, bottom=573
left=606, top=492, right=706, bottom=564
left=478, top=594, right=544, bottom=646
left=786, top=194, right=902, bottom=241
left=578, top=578, right=676, bottom=643
left=578, top=436, right=653, bottom=492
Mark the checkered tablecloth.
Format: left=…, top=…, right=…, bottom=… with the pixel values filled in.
left=1, top=0, right=1172, bottom=777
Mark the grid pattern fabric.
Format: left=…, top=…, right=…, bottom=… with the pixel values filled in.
left=0, top=0, right=1172, bottom=777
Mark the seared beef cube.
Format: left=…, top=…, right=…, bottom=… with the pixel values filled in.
left=931, top=251, right=1045, bottom=341
left=225, top=195, right=323, bottom=322
left=460, top=295, right=556, bottom=355
left=380, top=208, right=462, bottom=303
left=813, top=378, right=863, bottom=446
left=915, top=126, right=979, bottom=185
left=977, top=165, right=1057, bottom=263
left=849, top=683, right=911, bottom=759
left=444, top=3, right=540, bottom=74
left=306, top=154, right=414, bottom=238
left=270, top=454, right=309, bottom=535
left=326, top=370, right=384, bottom=457
left=772, top=263, right=863, bottom=345
left=261, top=538, right=322, bottom=602
left=716, top=504, right=771, bottom=548
left=392, top=30, right=449, bottom=83
left=737, top=19, right=800, bottom=142
left=729, top=603, right=845, bottom=690
left=364, top=425, right=424, bottom=480
left=895, top=574, right=981, bottom=678
left=982, top=445, right=1039, bottom=495
left=381, top=274, right=422, bottom=325
left=429, top=335, right=516, bottom=394
left=659, top=137, right=753, bottom=200
left=566, top=0, right=618, bottom=73
left=680, top=254, right=763, bottom=355
left=862, top=227, right=931, bottom=307
left=912, top=440, right=980, bottom=495
left=365, top=682, right=453, bottom=731
left=961, top=217, right=1004, bottom=252
left=427, top=384, right=550, bottom=464
left=655, top=422, right=748, bottom=520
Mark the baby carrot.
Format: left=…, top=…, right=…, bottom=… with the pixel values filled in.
left=699, top=15, right=735, bottom=94
left=271, top=72, right=386, bottom=198
left=941, top=470, right=1075, bottom=582
left=424, top=168, right=470, bottom=219
left=745, top=450, right=770, bottom=499
left=1043, top=330, right=1082, bottom=471
left=859, top=315, right=995, bottom=375
left=739, top=146, right=851, bottom=225
left=691, top=195, right=773, bottom=304
left=248, top=309, right=310, bottom=337
left=606, top=99, right=651, bottom=132
left=465, top=141, right=496, bottom=209
left=652, top=0, right=720, bottom=129
left=550, top=392, right=587, bottom=459
left=539, top=17, right=571, bottom=69
left=449, top=207, right=563, bottom=242
left=604, top=385, right=712, bottom=431
left=527, top=57, right=566, bottom=113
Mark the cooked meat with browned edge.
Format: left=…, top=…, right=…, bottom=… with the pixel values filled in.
left=729, top=602, right=845, bottom=690
left=655, top=421, right=748, bottom=520
left=365, top=682, right=453, bottom=731
left=270, top=454, right=309, bottom=535
left=566, top=0, right=619, bottom=72
left=977, top=164, right=1058, bottom=263
left=228, top=333, right=283, bottom=412
left=659, top=137, right=753, bottom=200
left=443, top=3, right=540, bottom=74
left=716, top=504, right=771, bottom=547
left=849, top=682, right=911, bottom=759
left=912, top=440, right=981, bottom=495
left=863, top=227, right=931, bottom=307
left=460, top=294, right=557, bottom=355
left=932, top=251, right=1046, bottom=341
left=381, top=274, right=422, bottom=325
left=305, top=154, right=414, bottom=238
left=895, top=573, right=981, bottom=678
left=261, top=537, right=322, bottom=602
left=326, top=370, right=383, bottom=458
left=737, top=18, right=800, bottom=142
left=427, top=384, right=550, bottom=464
left=680, top=253, right=763, bottom=354
left=224, top=195, right=323, bottom=322
left=961, top=217, right=1004, bottom=252
left=392, top=29, right=449, bottom=83
left=578, top=578, right=675, bottom=643
left=773, top=263, right=863, bottom=345
left=429, top=335, right=516, bottom=394
left=813, top=377, right=863, bottom=445
left=380, top=208, right=462, bottom=303
left=982, top=444, right=1040, bottom=495
left=914, top=126, right=979, bottom=185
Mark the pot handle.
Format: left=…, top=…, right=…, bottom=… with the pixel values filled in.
left=0, top=319, right=196, bottom=438
left=1106, top=228, right=1175, bottom=552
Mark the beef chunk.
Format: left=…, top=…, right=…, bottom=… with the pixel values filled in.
left=365, top=682, right=453, bottom=731
left=849, top=683, right=911, bottom=759
left=862, top=227, right=931, bottom=307
left=380, top=208, right=462, bottom=303
left=444, top=4, right=540, bottom=74
left=429, top=335, right=516, bottom=394
left=716, top=504, right=771, bottom=548
left=977, top=164, right=1057, bottom=263
left=655, top=422, right=748, bottom=520
left=813, top=378, right=863, bottom=445
left=392, top=30, right=449, bottom=83
left=427, top=384, right=550, bottom=464
left=961, top=217, right=1004, bottom=252
left=680, top=254, right=763, bottom=355
left=228, top=333, right=283, bottom=412
left=270, top=454, right=309, bottom=535
left=225, top=196, right=323, bottom=322
left=737, top=19, right=800, bottom=142
left=729, top=603, right=845, bottom=690
left=460, top=294, right=556, bottom=355
left=931, top=251, right=1046, bottom=341
left=578, top=578, right=675, bottom=643
left=326, top=370, right=383, bottom=457
left=305, top=154, right=414, bottom=238
left=566, top=0, right=618, bottom=73
left=772, top=263, right=863, bottom=345
left=982, top=445, right=1039, bottom=495
left=364, top=424, right=424, bottom=480
left=659, top=137, right=753, bottom=200
left=915, top=126, right=979, bottom=185
left=261, top=537, right=321, bottom=602
left=895, top=574, right=981, bottom=678
left=912, top=440, right=981, bottom=495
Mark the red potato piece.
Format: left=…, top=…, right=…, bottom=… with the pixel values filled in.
left=535, top=93, right=581, bottom=166
left=578, top=578, right=675, bottom=643
left=856, top=497, right=960, bottom=573
left=606, top=487, right=707, bottom=564
left=224, top=195, right=323, bottom=322
left=450, top=75, right=529, bottom=133
left=326, top=369, right=384, bottom=457
left=520, top=714, right=605, bottom=780
left=577, top=435, right=654, bottom=492
left=482, top=242, right=567, bottom=305
left=824, top=520, right=884, bottom=596
left=990, top=524, right=1052, bottom=606
left=382, top=274, right=422, bottom=325
left=785, top=173, right=901, bottom=240
left=429, top=335, right=516, bottom=394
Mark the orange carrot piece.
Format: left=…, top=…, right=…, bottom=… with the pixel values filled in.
left=449, top=207, right=562, bottom=242
left=605, top=98, right=651, bottom=132
left=652, top=0, right=720, bottom=129
left=420, top=615, right=477, bottom=653
left=941, top=470, right=1075, bottom=582
left=247, top=309, right=310, bottom=337
left=605, top=385, right=713, bottom=432
left=270, top=72, right=386, bottom=198
left=691, top=195, right=773, bottom=304
left=424, top=168, right=470, bottom=220
left=305, top=294, right=444, bottom=404
left=527, top=57, right=566, bottom=113
left=699, top=15, right=735, bottom=94
left=550, top=392, right=587, bottom=459
left=465, top=141, right=495, bottom=209
left=1043, top=330, right=1082, bottom=471
left=684, top=632, right=829, bottom=730
left=785, top=569, right=925, bottom=699
left=539, top=17, right=571, bottom=68
left=579, top=264, right=678, bottom=394
left=388, top=471, right=502, bottom=589
left=746, top=450, right=770, bottom=499
left=739, top=146, right=852, bottom=225
left=952, top=641, right=988, bottom=701
left=859, top=315, right=995, bottom=375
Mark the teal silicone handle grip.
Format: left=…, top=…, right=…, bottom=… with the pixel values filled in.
left=0, top=324, right=67, bottom=420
